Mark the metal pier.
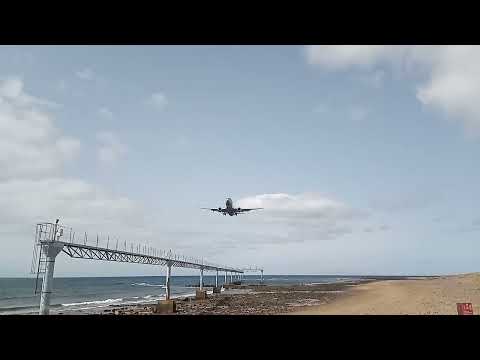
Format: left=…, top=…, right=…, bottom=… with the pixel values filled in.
left=31, top=221, right=246, bottom=315
left=241, top=266, right=264, bottom=283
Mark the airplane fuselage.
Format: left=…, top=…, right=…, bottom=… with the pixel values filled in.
left=225, top=198, right=236, bottom=216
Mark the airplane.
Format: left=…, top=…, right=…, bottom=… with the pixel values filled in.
left=202, top=197, right=263, bottom=216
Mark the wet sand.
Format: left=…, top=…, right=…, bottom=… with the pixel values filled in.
left=290, top=273, right=480, bottom=315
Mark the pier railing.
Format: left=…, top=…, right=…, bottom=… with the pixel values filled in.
left=32, top=222, right=242, bottom=273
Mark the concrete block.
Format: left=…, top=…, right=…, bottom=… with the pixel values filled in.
left=154, top=300, right=176, bottom=314
left=196, top=289, right=207, bottom=300
left=212, top=286, right=221, bottom=294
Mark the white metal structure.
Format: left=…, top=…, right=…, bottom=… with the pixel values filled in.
left=31, top=221, right=246, bottom=314
left=241, top=266, right=264, bottom=283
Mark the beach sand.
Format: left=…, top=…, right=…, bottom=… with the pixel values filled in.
left=290, top=273, right=480, bottom=315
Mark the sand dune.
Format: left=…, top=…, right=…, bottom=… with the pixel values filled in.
left=290, top=273, right=480, bottom=315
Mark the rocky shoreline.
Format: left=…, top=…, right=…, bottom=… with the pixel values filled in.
left=94, top=280, right=375, bottom=315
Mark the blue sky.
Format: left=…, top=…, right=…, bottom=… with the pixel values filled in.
left=1, top=45, right=479, bottom=277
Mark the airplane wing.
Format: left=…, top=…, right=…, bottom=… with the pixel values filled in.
left=201, top=208, right=225, bottom=213
left=237, top=208, right=263, bottom=213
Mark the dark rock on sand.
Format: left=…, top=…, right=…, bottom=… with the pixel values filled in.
left=112, top=282, right=369, bottom=315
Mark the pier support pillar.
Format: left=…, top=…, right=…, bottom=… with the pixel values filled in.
left=230, top=273, right=233, bottom=283
left=165, top=262, right=172, bottom=300
left=225, top=271, right=227, bottom=284
left=200, top=267, right=204, bottom=290
left=215, top=270, right=218, bottom=288
left=196, top=289, right=207, bottom=300
left=261, top=270, right=264, bottom=283
left=155, top=299, right=176, bottom=314
left=39, top=242, right=64, bottom=315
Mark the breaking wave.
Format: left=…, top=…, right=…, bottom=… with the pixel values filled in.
left=131, top=282, right=166, bottom=288
left=62, top=298, right=124, bottom=307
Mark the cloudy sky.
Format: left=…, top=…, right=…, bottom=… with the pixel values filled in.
left=1, top=45, right=480, bottom=277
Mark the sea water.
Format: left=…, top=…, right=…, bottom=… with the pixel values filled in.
left=0, top=275, right=366, bottom=315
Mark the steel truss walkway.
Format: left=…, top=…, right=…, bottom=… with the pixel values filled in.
left=31, top=220, right=248, bottom=315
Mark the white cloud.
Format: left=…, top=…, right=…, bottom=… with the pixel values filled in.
left=0, top=77, right=23, bottom=98
left=234, top=193, right=368, bottom=243
left=415, top=48, right=480, bottom=135
left=238, top=193, right=358, bottom=218
left=96, top=131, right=127, bottom=166
left=0, top=77, right=60, bottom=108
left=306, top=45, right=480, bottom=135
left=149, top=92, right=168, bottom=110
left=0, top=178, right=139, bottom=228
left=0, top=78, right=152, bottom=276
left=0, top=175, right=152, bottom=277
left=76, top=68, right=94, bottom=80
left=98, top=107, right=113, bottom=120
left=305, top=45, right=406, bottom=70
left=0, top=78, right=78, bottom=180
left=155, top=193, right=370, bottom=258
left=0, top=78, right=140, bottom=269
left=56, top=137, right=81, bottom=161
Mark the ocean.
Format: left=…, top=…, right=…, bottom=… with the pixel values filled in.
left=0, top=275, right=367, bottom=315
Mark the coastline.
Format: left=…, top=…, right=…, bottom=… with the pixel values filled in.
left=58, top=278, right=380, bottom=315
left=8, top=274, right=479, bottom=315
left=88, top=273, right=479, bottom=315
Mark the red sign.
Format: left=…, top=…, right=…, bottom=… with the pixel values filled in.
left=457, top=303, right=474, bottom=315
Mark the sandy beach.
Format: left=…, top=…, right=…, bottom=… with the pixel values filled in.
left=290, top=273, right=480, bottom=315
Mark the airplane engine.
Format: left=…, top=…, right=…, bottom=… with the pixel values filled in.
left=218, top=207, right=222, bottom=211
